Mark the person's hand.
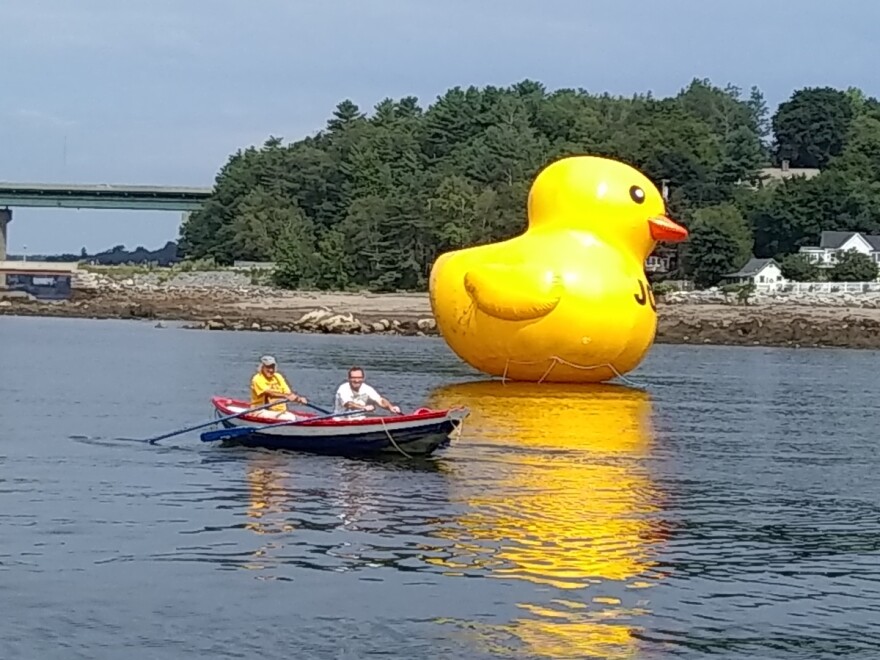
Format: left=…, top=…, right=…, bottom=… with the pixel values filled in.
left=298, top=395, right=308, bottom=405
left=365, top=404, right=375, bottom=412
left=390, top=405, right=401, bottom=414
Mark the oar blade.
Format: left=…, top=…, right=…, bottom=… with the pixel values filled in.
left=200, top=427, right=253, bottom=442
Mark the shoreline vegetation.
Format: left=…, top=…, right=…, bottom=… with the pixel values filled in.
left=3, top=269, right=880, bottom=350
left=8, top=80, right=880, bottom=351
left=168, top=80, right=880, bottom=295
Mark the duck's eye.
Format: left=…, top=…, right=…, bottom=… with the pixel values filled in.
left=629, top=185, right=645, bottom=204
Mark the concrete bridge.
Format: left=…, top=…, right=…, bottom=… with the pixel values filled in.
left=0, top=182, right=213, bottom=260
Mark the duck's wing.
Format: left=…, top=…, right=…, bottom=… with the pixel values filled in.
left=464, top=263, right=562, bottom=321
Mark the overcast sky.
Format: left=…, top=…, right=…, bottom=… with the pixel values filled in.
left=2, top=0, right=877, bottom=254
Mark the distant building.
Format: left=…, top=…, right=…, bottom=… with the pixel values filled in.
left=757, top=160, right=821, bottom=185
left=798, top=231, right=880, bottom=274
left=736, top=160, right=821, bottom=190
left=645, top=245, right=679, bottom=275
left=724, top=257, right=785, bottom=290
left=0, top=261, right=78, bottom=299
left=232, top=260, right=276, bottom=270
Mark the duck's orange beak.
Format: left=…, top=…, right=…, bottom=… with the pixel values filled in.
left=649, top=215, right=689, bottom=242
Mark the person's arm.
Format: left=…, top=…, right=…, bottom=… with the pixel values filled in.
left=276, top=374, right=308, bottom=404
left=265, top=388, right=306, bottom=404
left=366, top=385, right=401, bottom=414
left=255, top=375, right=306, bottom=405
left=334, top=386, right=349, bottom=414
left=341, top=395, right=371, bottom=411
left=252, top=376, right=280, bottom=404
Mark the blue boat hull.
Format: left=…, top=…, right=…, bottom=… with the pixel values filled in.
left=216, top=418, right=457, bottom=456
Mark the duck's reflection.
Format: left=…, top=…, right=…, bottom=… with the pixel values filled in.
left=235, top=380, right=665, bottom=657
left=244, top=457, right=294, bottom=535
left=426, top=380, right=664, bottom=659
left=234, top=455, right=293, bottom=574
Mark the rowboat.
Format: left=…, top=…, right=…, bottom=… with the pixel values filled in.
left=205, top=396, right=469, bottom=457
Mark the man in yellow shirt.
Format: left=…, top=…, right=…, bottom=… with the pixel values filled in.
left=250, top=355, right=309, bottom=420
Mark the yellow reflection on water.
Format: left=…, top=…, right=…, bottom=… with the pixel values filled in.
left=238, top=455, right=296, bottom=573
left=245, top=456, right=294, bottom=535
left=240, top=453, right=385, bottom=573
left=427, top=380, right=664, bottom=659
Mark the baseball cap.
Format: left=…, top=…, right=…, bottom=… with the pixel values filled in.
left=260, top=355, right=277, bottom=366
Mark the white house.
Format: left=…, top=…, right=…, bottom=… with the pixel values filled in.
left=645, top=245, right=681, bottom=275
left=757, top=160, right=821, bottom=185
left=645, top=253, right=672, bottom=274
left=798, top=231, right=880, bottom=269
left=741, top=160, right=820, bottom=190
left=724, top=257, right=786, bottom=290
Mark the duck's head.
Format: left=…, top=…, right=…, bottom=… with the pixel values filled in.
left=526, top=155, right=688, bottom=259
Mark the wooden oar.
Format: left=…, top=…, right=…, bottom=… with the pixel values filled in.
left=145, top=399, right=291, bottom=445
left=199, top=409, right=362, bottom=443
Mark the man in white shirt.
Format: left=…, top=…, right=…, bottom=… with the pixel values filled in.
left=334, top=366, right=402, bottom=418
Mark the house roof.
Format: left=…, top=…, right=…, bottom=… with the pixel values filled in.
left=725, top=257, right=776, bottom=278
left=817, top=231, right=880, bottom=250
left=759, top=166, right=821, bottom=182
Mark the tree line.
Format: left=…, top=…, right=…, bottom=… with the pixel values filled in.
left=14, top=241, right=180, bottom=266
left=178, top=79, right=880, bottom=290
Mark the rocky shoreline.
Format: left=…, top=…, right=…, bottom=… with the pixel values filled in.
left=3, top=269, right=880, bottom=350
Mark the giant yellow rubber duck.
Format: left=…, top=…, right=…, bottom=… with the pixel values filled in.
left=429, top=155, right=689, bottom=383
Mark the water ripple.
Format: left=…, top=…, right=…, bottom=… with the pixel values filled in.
left=4, top=320, right=880, bottom=659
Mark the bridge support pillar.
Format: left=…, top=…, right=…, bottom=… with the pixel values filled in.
left=0, top=208, right=10, bottom=289
left=0, top=208, right=9, bottom=262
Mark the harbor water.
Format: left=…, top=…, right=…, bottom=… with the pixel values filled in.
left=1, top=315, right=879, bottom=659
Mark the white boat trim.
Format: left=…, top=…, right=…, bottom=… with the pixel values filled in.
left=214, top=401, right=468, bottom=438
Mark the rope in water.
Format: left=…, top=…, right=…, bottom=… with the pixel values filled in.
left=377, top=413, right=467, bottom=458
left=501, top=355, right=646, bottom=388
left=378, top=416, right=414, bottom=458
left=450, top=416, right=465, bottom=440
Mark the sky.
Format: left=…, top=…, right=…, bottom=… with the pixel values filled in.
left=1, top=0, right=878, bottom=255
